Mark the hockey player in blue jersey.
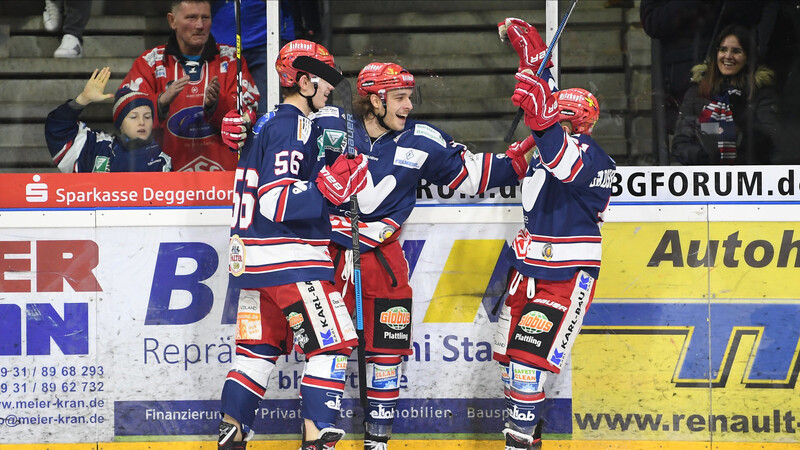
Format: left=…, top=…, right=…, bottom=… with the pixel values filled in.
left=217, top=40, right=368, bottom=450
left=492, top=18, right=616, bottom=450
left=44, top=67, right=171, bottom=172
left=311, top=62, right=531, bottom=450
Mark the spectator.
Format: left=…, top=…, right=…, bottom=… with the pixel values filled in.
left=761, top=0, right=800, bottom=164
left=211, top=0, right=296, bottom=116
left=671, top=24, right=779, bottom=165
left=42, top=0, right=92, bottom=58
left=640, top=0, right=766, bottom=136
left=120, top=0, right=259, bottom=172
left=288, top=0, right=321, bottom=42
left=44, top=67, right=171, bottom=173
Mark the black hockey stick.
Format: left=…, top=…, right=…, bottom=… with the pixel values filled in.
left=234, top=0, right=243, bottom=115
left=291, top=56, right=369, bottom=410
left=503, top=0, right=579, bottom=142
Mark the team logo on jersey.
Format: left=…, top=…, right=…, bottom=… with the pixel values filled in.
left=380, top=306, right=411, bottom=330
left=541, top=242, right=553, bottom=260
left=166, top=106, right=217, bottom=139
left=229, top=235, right=246, bottom=276
left=92, top=156, right=110, bottom=173
left=518, top=311, right=553, bottom=334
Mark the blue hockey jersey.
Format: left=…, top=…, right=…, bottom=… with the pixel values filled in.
left=228, top=103, right=334, bottom=288
left=312, top=106, right=521, bottom=251
left=509, top=124, right=616, bottom=281
left=45, top=101, right=171, bottom=173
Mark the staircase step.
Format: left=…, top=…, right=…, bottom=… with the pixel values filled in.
left=331, top=1, right=544, bottom=14
left=331, top=28, right=624, bottom=69
left=0, top=78, right=125, bottom=103
left=0, top=102, right=111, bottom=122
left=333, top=7, right=626, bottom=30
left=0, top=58, right=134, bottom=77
left=3, top=15, right=169, bottom=34
left=8, top=35, right=150, bottom=58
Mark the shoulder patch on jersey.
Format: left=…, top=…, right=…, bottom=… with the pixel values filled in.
left=252, top=110, right=275, bottom=135
left=143, top=47, right=164, bottom=67
left=297, top=116, right=312, bottom=144
left=393, top=146, right=428, bottom=170
left=310, top=105, right=341, bottom=119
left=95, top=130, right=114, bottom=143
left=218, top=45, right=236, bottom=61
left=413, top=124, right=446, bottom=148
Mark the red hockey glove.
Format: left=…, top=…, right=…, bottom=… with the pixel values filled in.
left=511, top=70, right=560, bottom=131
left=221, top=109, right=251, bottom=151
left=316, top=154, right=368, bottom=205
left=505, top=134, right=536, bottom=179
left=498, top=18, right=553, bottom=73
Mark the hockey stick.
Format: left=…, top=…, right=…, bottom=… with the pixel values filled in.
left=503, top=0, right=579, bottom=142
left=234, top=0, right=243, bottom=116
left=291, top=56, right=369, bottom=410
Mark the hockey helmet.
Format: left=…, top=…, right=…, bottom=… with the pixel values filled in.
left=553, top=88, right=600, bottom=135
left=357, top=62, right=415, bottom=99
left=276, top=39, right=335, bottom=88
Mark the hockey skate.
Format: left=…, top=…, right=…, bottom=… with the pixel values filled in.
left=503, top=422, right=542, bottom=450
left=300, top=424, right=346, bottom=450
left=218, top=420, right=253, bottom=449
left=364, top=431, right=389, bottom=450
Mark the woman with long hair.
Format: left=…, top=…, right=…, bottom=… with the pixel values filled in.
left=671, top=24, right=779, bottom=165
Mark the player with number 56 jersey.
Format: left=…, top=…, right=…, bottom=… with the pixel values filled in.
left=218, top=40, right=367, bottom=450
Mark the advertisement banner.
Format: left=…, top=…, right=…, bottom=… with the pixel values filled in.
left=0, top=168, right=798, bottom=447
left=574, top=220, right=800, bottom=442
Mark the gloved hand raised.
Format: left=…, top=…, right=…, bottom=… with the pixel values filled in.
left=316, top=154, right=369, bottom=205
left=221, top=109, right=253, bottom=151
left=505, top=134, right=536, bottom=179
left=511, top=69, right=560, bottom=131
left=498, top=18, right=553, bottom=73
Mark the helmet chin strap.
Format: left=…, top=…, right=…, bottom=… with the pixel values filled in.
left=301, top=82, right=320, bottom=113
left=297, top=72, right=320, bottom=113
left=375, top=99, right=390, bottom=131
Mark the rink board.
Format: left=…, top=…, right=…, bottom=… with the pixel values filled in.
left=0, top=167, right=798, bottom=447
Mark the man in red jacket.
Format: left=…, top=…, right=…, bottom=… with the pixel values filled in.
left=120, top=0, right=259, bottom=171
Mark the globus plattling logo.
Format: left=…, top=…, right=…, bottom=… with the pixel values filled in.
left=519, top=311, right=553, bottom=334
left=287, top=312, right=304, bottom=330
left=380, top=306, right=410, bottom=330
